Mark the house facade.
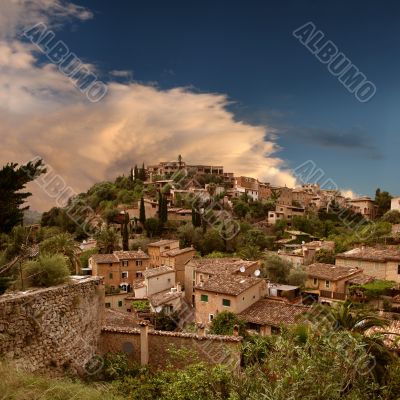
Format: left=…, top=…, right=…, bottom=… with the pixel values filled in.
left=305, top=262, right=363, bottom=302
left=142, top=265, right=176, bottom=296
left=194, top=274, right=267, bottom=325
left=147, top=239, right=180, bottom=268
left=336, top=247, right=400, bottom=283
left=89, top=250, right=150, bottom=292
left=160, top=247, right=196, bottom=285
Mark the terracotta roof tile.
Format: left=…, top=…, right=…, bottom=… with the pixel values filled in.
left=336, top=246, right=400, bottom=262
left=306, top=263, right=362, bottom=281
left=196, top=274, right=264, bottom=296
left=142, top=265, right=174, bottom=278
left=238, top=299, right=309, bottom=326
left=189, top=258, right=258, bottom=276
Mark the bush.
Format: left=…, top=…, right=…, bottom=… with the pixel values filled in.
left=209, top=311, right=247, bottom=336
left=24, top=254, right=70, bottom=287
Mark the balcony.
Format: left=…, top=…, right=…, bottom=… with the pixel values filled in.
left=319, top=290, right=347, bottom=301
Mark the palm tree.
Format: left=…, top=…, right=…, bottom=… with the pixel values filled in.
left=40, top=233, right=81, bottom=274
left=308, top=301, right=393, bottom=382
left=95, top=227, right=120, bottom=254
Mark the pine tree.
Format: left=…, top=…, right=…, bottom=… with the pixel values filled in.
left=139, top=197, right=146, bottom=225
left=0, top=159, right=46, bottom=233
left=122, top=213, right=129, bottom=251
left=139, top=162, right=146, bottom=181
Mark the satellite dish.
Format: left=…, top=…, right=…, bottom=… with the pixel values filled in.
left=254, top=269, right=261, bottom=277
left=302, top=241, right=305, bottom=245
left=155, top=306, right=163, bottom=313
left=239, top=266, right=246, bottom=273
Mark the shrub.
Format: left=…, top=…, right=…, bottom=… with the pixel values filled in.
left=24, top=254, right=70, bottom=287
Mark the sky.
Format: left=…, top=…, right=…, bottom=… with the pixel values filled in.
left=1, top=0, right=399, bottom=211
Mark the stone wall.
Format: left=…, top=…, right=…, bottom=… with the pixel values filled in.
left=100, top=326, right=242, bottom=369
left=0, top=277, right=104, bottom=375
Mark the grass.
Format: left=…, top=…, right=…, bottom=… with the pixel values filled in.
left=0, top=362, right=123, bottom=400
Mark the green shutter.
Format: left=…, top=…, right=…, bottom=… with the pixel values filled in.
left=200, top=294, right=208, bottom=302
left=222, top=299, right=231, bottom=307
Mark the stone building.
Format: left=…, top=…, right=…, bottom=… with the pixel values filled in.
left=147, top=239, right=180, bottom=268
left=89, top=250, right=149, bottom=292
left=195, top=274, right=267, bottom=325
left=304, top=262, right=363, bottom=302
left=336, top=246, right=400, bottom=283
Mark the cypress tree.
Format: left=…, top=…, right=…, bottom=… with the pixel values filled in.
left=134, top=165, right=139, bottom=182
left=122, top=213, right=129, bottom=251
left=139, top=197, right=146, bottom=225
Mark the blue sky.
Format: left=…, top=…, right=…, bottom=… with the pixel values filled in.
left=55, top=0, right=399, bottom=196
left=1, top=0, right=399, bottom=211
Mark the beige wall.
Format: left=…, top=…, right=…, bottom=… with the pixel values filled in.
left=90, top=257, right=149, bottom=290
left=194, top=280, right=267, bottom=325
left=306, top=271, right=363, bottom=293
left=335, top=257, right=388, bottom=280
left=148, top=240, right=180, bottom=268
left=105, top=293, right=128, bottom=310
left=161, top=249, right=196, bottom=285
left=146, top=271, right=175, bottom=296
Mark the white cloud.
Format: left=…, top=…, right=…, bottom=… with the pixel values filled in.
left=0, top=0, right=297, bottom=211
left=109, top=70, right=133, bottom=79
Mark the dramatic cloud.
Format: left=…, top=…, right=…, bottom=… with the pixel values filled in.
left=281, top=126, right=381, bottom=159
left=0, top=0, right=296, bottom=211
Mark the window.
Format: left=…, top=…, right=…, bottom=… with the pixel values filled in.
left=313, top=278, right=318, bottom=285
left=209, top=314, right=214, bottom=321
left=118, top=301, right=123, bottom=307
left=109, top=263, right=113, bottom=267
left=109, top=273, right=113, bottom=279
left=136, top=260, right=142, bottom=266
left=105, top=303, right=111, bottom=308
left=201, top=294, right=208, bottom=302
left=325, top=280, right=330, bottom=288
left=122, top=260, right=128, bottom=267
left=122, top=271, right=128, bottom=279
left=167, top=278, right=171, bottom=283
left=222, top=299, right=231, bottom=307
left=136, top=272, right=143, bottom=278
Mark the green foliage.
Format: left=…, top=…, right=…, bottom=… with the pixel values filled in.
left=144, top=218, right=160, bottom=238
left=382, top=210, right=400, bottom=224
left=287, top=267, right=307, bottom=287
left=177, top=223, right=203, bottom=248
left=209, top=311, right=247, bottom=336
left=0, top=159, right=46, bottom=233
left=132, top=300, right=150, bottom=312
left=0, top=362, right=122, bottom=400
left=96, top=228, right=120, bottom=253
left=40, top=233, right=81, bottom=274
left=23, top=254, right=70, bottom=287
left=261, top=254, right=292, bottom=283
left=79, top=248, right=99, bottom=268
left=139, top=197, right=146, bottom=225
left=199, top=229, right=225, bottom=255
left=238, top=244, right=262, bottom=260
left=315, top=248, right=336, bottom=264
left=352, top=280, right=396, bottom=299
left=155, top=311, right=180, bottom=331
left=375, top=188, right=392, bottom=217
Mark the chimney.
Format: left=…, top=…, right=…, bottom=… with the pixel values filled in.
left=139, top=321, right=149, bottom=365
left=197, top=323, right=206, bottom=337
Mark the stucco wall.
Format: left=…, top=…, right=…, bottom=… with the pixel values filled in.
left=336, top=258, right=388, bottom=280
left=0, top=277, right=104, bottom=375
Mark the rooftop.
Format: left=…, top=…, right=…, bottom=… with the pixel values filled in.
left=189, top=258, right=258, bottom=276
left=238, top=299, right=309, bottom=327
left=142, top=265, right=174, bottom=278
left=91, top=250, right=149, bottom=264
left=147, top=239, right=179, bottom=247
left=306, top=263, right=361, bottom=281
left=149, top=289, right=182, bottom=307
left=336, top=246, right=400, bottom=262
left=195, top=274, right=264, bottom=295
left=162, top=247, right=195, bottom=257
